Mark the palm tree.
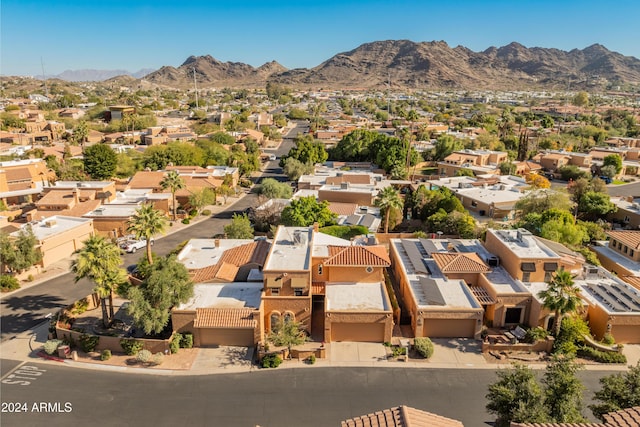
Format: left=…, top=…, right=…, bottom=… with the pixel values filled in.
left=375, top=186, right=404, bottom=234
left=538, top=270, right=582, bottom=337
left=127, top=203, right=168, bottom=265
left=160, top=170, right=185, bottom=222
left=71, top=235, right=127, bottom=327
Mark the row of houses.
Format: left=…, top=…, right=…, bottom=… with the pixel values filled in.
left=168, top=225, right=640, bottom=349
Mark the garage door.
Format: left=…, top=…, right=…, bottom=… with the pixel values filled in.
left=331, top=323, right=385, bottom=342
left=612, top=326, right=640, bottom=344
left=198, top=328, right=255, bottom=347
left=423, top=319, right=475, bottom=338
left=43, top=240, right=76, bottom=267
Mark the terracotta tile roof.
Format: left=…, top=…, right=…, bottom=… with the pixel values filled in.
left=127, top=171, right=165, bottom=189
left=193, top=308, right=257, bottom=328
left=431, top=252, right=490, bottom=273
left=603, top=406, right=640, bottom=427
left=341, top=405, right=463, bottom=427
left=189, top=240, right=270, bottom=283
left=324, top=245, right=390, bottom=267
left=607, top=230, right=640, bottom=250
left=328, top=202, right=358, bottom=216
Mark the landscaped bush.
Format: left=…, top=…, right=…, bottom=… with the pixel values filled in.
left=201, top=209, right=211, bottom=216
left=180, top=333, right=193, bottom=349
left=151, top=352, right=164, bottom=366
left=44, top=339, right=62, bottom=355
left=181, top=218, right=190, bottom=225
left=261, top=353, right=282, bottom=368
left=78, top=334, right=100, bottom=353
left=602, top=333, right=616, bottom=345
left=170, top=333, right=182, bottom=354
left=188, top=209, right=198, bottom=218
left=71, top=299, right=89, bottom=315
left=120, top=339, right=143, bottom=356
left=577, top=346, right=627, bottom=364
left=553, top=316, right=590, bottom=356
left=306, top=354, right=316, bottom=364
left=392, top=346, right=407, bottom=357
left=136, top=349, right=152, bottom=363
left=414, top=337, right=434, bottom=359
left=0, top=275, right=20, bottom=292
left=100, top=349, right=112, bottom=361
left=525, top=327, right=549, bottom=343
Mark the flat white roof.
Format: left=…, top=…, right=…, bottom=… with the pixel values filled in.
left=325, top=282, right=389, bottom=311
left=484, top=266, right=530, bottom=294
left=83, top=205, right=138, bottom=218
left=489, top=229, right=559, bottom=259
left=176, top=282, right=263, bottom=310
left=177, top=239, right=255, bottom=270
left=54, top=181, right=113, bottom=189
left=591, top=244, right=640, bottom=276
left=12, top=215, right=92, bottom=241
left=312, top=232, right=350, bottom=258
left=456, top=186, right=526, bottom=205
left=264, top=226, right=311, bottom=271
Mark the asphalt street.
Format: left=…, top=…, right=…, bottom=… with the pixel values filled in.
left=0, top=362, right=617, bottom=427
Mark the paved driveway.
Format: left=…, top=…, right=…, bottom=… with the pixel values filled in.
left=329, top=342, right=388, bottom=363
left=191, top=346, right=254, bottom=372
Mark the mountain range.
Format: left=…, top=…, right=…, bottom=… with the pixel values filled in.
left=40, top=68, right=155, bottom=82
left=144, top=40, right=640, bottom=90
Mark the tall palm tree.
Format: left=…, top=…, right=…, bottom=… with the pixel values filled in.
left=128, top=203, right=168, bottom=265
left=538, top=270, right=582, bottom=337
left=71, top=235, right=127, bottom=327
left=375, top=186, right=404, bottom=234
left=160, top=170, right=185, bottom=222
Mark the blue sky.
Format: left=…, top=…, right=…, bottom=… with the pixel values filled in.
left=2, top=0, right=639, bottom=76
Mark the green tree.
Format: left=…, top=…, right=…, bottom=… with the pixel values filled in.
left=515, top=190, right=574, bottom=218
left=558, top=165, right=589, bottom=181
left=577, top=191, right=617, bottom=221
left=486, top=363, right=548, bottom=427
left=455, top=168, right=475, bottom=177
left=538, top=270, right=582, bottom=337
left=267, top=319, right=307, bottom=358
left=188, top=187, right=216, bottom=213
left=602, top=154, right=623, bottom=175
left=259, top=178, right=292, bottom=199
left=209, top=131, right=236, bottom=145
left=224, top=213, right=254, bottom=239
left=375, top=186, right=404, bottom=234
left=127, top=204, right=168, bottom=264
left=281, top=196, right=336, bottom=227
left=432, top=135, right=464, bottom=161
left=73, top=121, right=89, bottom=149
left=160, top=170, right=185, bottom=221
left=572, top=91, right=590, bottom=108
left=282, top=157, right=314, bottom=181
left=71, top=235, right=126, bottom=327
left=499, top=161, right=517, bottom=175
left=127, top=255, right=193, bottom=335
left=0, top=226, right=43, bottom=273
left=83, top=144, right=118, bottom=180
left=543, top=356, right=586, bottom=423
left=427, top=209, right=477, bottom=238
left=590, top=363, right=640, bottom=421
left=282, top=134, right=328, bottom=165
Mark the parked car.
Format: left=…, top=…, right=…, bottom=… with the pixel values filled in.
left=121, top=238, right=154, bottom=253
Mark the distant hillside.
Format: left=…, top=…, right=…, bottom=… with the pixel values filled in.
left=145, top=40, right=640, bottom=90
left=41, top=68, right=155, bottom=82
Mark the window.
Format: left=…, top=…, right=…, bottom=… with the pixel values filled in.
left=270, top=312, right=281, bottom=331
left=520, top=263, right=536, bottom=272
left=271, top=288, right=279, bottom=296
left=294, top=289, right=303, bottom=296
left=471, top=201, right=478, bottom=208
left=505, top=307, right=523, bottom=325
left=631, top=250, right=635, bottom=257
left=624, top=246, right=628, bottom=254
left=318, top=264, right=323, bottom=275
left=544, top=271, right=553, bottom=282
left=365, top=266, right=374, bottom=273
left=522, top=272, right=531, bottom=282
left=283, top=312, right=294, bottom=323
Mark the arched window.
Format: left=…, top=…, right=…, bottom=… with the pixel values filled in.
left=283, top=312, right=295, bottom=324
left=270, top=312, right=281, bottom=331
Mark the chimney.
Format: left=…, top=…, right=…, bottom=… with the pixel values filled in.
left=73, top=188, right=80, bottom=204
left=214, top=239, right=220, bottom=247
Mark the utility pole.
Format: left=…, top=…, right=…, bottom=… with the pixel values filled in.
left=193, top=67, right=199, bottom=109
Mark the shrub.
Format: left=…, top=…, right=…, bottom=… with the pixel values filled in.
left=27, top=274, right=34, bottom=282
left=170, top=333, right=182, bottom=354
left=120, top=339, right=143, bottom=356
left=180, top=333, right=193, bottom=349
left=414, top=337, right=434, bottom=359
left=525, top=327, right=549, bottom=343
left=554, top=316, right=590, bottom=356
left=181, top=218, right=190, bottom=225
left=201, top=209, right=211, bottom=216
left=44, top=339, right=62, bottom=355
left=78, top=334, right=100, bottom=353
left=100, top=349, right=111, bottom=361
left=306, top=354, right=316, bottom=364
left=577, top=346, right=627, bottom=364
left=261, top=353, right=282, bottom=368
left=151, top=352, right=164, bottom=366
left=0, top=275, right=20, bottom=292
left=136, top=349, right=152, bottom=363
left=189, top=209, right=198, bottom=218
left=71, top=299, right=89, bottom=315
left=602, top=333, right=616, bottom=345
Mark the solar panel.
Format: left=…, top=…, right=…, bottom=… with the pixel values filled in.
left=402, top=240, right=429, bottom=274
